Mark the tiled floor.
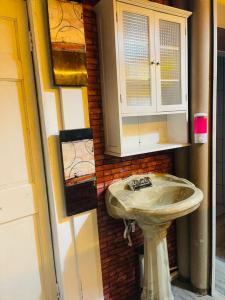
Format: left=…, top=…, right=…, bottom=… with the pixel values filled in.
left=215, top=258, right=225, bottom=296
left=137, top=284, right=223, bottom=299
left=216, top=213, right=225, bottom=295
left=172, top=279, right=225, bottom=299
left=172, top=285, right=214, bottom=299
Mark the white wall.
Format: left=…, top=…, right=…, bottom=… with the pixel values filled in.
left=28, top=0, right=104, bottom=299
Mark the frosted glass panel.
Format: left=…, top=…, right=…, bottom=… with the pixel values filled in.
left=123, top=12, right=151, bottom=107
left=159, top=20, right=181, bottom=106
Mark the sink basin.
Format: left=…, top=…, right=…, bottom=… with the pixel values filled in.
left=106, top=174, right=203, bottom=300
left=106, top=174, right=202, bottom=224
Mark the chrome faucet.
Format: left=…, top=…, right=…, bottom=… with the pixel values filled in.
left=127, top=177, right=152, bottom=191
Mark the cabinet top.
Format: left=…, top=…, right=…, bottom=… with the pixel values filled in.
left=95, top=0, right=192, bottom=18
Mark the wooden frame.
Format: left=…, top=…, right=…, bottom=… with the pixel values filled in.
left=59, top=129, right=97, bottom=216
left=47, top=0, right=88, bottom=87
left=155, top=12, right=187, bottom=112
left=117, top=2, right=157, bottom=115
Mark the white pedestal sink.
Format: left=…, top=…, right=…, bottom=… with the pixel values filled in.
left=106, top=174, right=203, bottom=300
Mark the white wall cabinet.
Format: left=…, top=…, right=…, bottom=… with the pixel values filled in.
left=95, top=0, right=192, bottom=157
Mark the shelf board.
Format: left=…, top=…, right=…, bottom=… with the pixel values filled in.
left=160, top=46, right=180, bottom=51
left=122, top=110, right=187, bottom=117
left=126, top=77, right=150, bottom=81
left=126, top=79, right=180, bottom=82
left=161, top=79, right=180, bottom=82
left=105, top=143, right=190, bottom=157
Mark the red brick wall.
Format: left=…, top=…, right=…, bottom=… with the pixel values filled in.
left=83, top=1, right=176, bottom=299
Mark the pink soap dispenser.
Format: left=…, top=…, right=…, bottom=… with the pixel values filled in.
left=194, top=113, right=208, bottom=144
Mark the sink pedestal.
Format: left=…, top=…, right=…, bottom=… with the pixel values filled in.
left=138, top=221, right=174, bottom=300
left=106, top=174, right=203, bottom=299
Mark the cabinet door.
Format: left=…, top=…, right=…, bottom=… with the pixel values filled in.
left=117, top=3, right=156, bottom=115
left=155, top=13, right=187, bottom=112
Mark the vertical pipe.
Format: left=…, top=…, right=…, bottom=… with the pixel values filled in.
left=175, top=148, right=190, bottom=280
left=211, top=0, right=217, bottom=295
left=190, top=0, right=212, bottom=294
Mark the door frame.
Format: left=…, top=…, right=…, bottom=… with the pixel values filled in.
left=211, top=0, right=217, bottom=296
left=22, top=0, right=59, bottom=298
left=211, top=49, right=225, bottom=299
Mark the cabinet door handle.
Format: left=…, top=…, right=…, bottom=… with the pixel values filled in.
left=156, top=62, right=160, bottom=66
left=151, top=61, right=155, bottom=65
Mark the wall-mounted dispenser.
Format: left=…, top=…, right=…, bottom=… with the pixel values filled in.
left=194, top=113, right=208, bottom=144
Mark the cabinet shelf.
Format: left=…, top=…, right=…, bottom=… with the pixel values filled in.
left=121, top=110, right=186, bottom=117
left=161, top=79, right=180, bottom=82
left=106, top=143, right=190, bottom=157
left=126, top=77, right=150, bottom=81
left=160, top=46, right=180, bottom=51
left=126, top=78, right=180, bottom=82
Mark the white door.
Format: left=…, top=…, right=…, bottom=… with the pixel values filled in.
left=0, top=1, right=56, bottom=299
left=117, top=2, right=157, bottom=115
left=155, top=12, right=187, bottom=112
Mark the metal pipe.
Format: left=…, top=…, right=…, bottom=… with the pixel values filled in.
left=175, top=148, right=190, bottom=280
left=189, top=0, right=212, bottom=294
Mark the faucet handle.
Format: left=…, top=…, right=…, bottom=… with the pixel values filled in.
left=127, top=177, right=152, bottom=191
left=127, top=180, right=138, bottom=191
left=144, top=176, right=152, bottom=184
